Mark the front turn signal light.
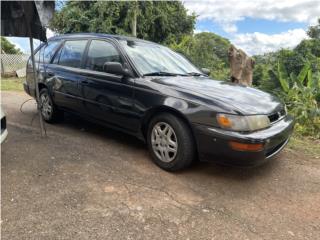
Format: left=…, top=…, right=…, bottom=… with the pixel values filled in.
left=229, top=141, right=264, bottom=152
left=217, top=114, right=232, bottom=128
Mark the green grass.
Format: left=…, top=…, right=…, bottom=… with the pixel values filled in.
left=1, top=77, right=25, bottom=91
left=288, top=135, right=320, bottom=158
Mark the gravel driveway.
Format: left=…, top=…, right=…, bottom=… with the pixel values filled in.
left=1, top=91, right=319, bottom=240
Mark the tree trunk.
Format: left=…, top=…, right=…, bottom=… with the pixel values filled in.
left=131, top=5, right=137, bottom=37
left=228, top=45, right=255, bottom=86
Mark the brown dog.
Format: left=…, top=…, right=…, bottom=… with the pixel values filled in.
left=228, top=45, right=255, bottom=86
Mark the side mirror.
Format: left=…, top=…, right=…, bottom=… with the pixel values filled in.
left=201, top=68, right=210, bottom=75
left=103, top=62, right=133, bottom=77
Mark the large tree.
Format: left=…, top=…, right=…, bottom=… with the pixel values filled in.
left=50, top=1, right=195, bottom=43
left=1, top=37, right=22, bottom=54
left=307, top=18, right=320, bottom=39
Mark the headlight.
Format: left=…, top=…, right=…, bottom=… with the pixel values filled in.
left=216, top=113, right=270, bottom=131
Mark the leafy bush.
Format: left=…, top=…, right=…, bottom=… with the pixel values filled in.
left=253, top=36, right=320, bottom=138
left=275, top=61, right=320, bottom=138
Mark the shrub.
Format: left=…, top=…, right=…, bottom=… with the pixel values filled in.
left=275, top=61, right=320, bottom=138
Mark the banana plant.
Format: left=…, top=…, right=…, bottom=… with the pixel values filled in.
left=276, top=61, right=319, bottom=93
left=274, top=61, right=320, bottom=137
left=277, top=61, right=290, bottom=92
left=296, top=63, right=310, bottom=86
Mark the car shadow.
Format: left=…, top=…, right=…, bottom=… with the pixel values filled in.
left=61, top=112, right=146, bottom=149
left=185, top=156, right=281, bottom=181
left=55, top=112, right=280, bottom=180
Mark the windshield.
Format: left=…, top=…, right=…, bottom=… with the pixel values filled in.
left=120, top=40, right=202, bottom=76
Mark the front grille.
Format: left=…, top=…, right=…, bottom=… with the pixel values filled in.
left=268, top=108, right=286, bottom=123
left=1, top=116, right=6, bottom=134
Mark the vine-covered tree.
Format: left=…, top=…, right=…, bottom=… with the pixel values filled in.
left=1, top=37, right=22, bottom=54
left=50, top=1, right=196, bottom=44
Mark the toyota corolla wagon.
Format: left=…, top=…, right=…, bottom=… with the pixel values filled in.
left=24, top=33, right=294, bottom=171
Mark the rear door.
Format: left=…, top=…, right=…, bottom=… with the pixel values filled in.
left=47, top=39, right=88, bottom=112
left=79, top=39, right=136, bottom=131
left=26, top=40, right=62, bottom=96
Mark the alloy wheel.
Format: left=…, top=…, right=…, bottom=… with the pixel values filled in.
left=40, top=92, right=52, bottom=119
left=151, top=122, right=178, bottom=163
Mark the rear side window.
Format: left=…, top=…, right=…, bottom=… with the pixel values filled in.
left=58, top=40, right=87, bottom=68
left=85, top=40, right=122, bottom=72
left=32, top=41, right=61, bottom=64
left=43, top=41, right=61, bottom=63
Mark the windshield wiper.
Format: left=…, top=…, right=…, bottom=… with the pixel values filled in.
left=187, top=72, right=204, bottom=76
left=143, top=71, right=179, bottom=77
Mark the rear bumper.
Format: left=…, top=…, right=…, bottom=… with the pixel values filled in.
left=193, top=115, right=294, bottom=167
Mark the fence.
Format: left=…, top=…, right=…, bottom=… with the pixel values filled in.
left=1, top=53, right=29, bottom=77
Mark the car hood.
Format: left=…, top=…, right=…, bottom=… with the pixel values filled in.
left=151, top=76, right=282, bottom=115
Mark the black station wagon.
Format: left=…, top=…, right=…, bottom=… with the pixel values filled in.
left=24, top=33, right=294, bottom=171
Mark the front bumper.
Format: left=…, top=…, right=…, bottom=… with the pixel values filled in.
left=193, top=115, right=294, bottom=167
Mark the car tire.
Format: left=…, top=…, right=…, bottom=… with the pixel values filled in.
left=39, top=88, right=63, bottom=123
left=147, top=113, right=195, bottom=171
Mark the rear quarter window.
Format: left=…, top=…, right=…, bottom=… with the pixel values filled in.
left=43, top=41, right=62, bottom=63
left=28, top=40, right=62, bottom=66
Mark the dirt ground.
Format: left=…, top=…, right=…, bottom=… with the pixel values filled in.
left=1, top=91, right=320, bottom=240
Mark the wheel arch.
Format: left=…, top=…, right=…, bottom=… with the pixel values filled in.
left=38, top=82, right=47, bottom=91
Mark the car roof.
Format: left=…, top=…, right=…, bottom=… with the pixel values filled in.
left=48, top=33, right=155, bottom=45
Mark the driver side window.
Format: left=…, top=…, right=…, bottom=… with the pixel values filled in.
left=85, top=40, right=122, bottom=72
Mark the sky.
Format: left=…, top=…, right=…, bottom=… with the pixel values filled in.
left=5, top=0, right=320, bottom=56
left=184, top=0, right=320, bottom=55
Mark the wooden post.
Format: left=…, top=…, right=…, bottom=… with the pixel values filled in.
left=1, top=49, right=4, bottom=76
left=29, top=37, right=45, bottom=137
left=21, top=1, right=46, bottom=137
